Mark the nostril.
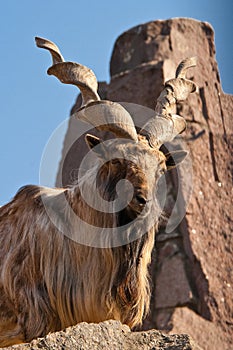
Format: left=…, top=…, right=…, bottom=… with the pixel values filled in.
left=135, top=194, right=147, bottom=205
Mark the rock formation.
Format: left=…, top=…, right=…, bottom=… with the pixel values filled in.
left=2, top=320, right=201, bottom=350
left=53, top=18, right=232, bottom=350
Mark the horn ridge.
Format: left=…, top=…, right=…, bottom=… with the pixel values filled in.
left=47, top=62, right=100, bottom=106
left=176, top=56, right=197, bottom=79
left=140, top=57, right=197, bottom=148
left=73, top=100, right=138, bottom=141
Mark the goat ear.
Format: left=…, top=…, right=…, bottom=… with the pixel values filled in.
left=85, top=134, right=108, bottom=159
left=165, top=150, right=188, bottom=170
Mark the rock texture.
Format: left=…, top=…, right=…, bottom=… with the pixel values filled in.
left=56, top=18, right=233, bottom=350
left=3, top=320, right=201, bottom=350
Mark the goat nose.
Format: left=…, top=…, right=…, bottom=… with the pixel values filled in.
left=135, top=194, right=147, bottom=205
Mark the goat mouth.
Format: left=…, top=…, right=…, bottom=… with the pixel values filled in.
left=126, top=200, right=150, bottom=218
left=116, top=203, right=147, bottom=226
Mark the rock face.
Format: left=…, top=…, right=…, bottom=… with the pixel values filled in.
left=55, top=18, right=233, bottom=350
left=3, top=320, right=201, bottom=350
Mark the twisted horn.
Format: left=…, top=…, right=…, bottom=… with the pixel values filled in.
left=140, top=57, right=197, bottom=148
left=35, top=37, right=65, bottom=64
left=74, top=101, right=138, bottom=141
left=47, top=62, right=100, bottom=106
left=35, top=36, right=100, bottom=106
left=36, top=37, right=138, bottom=141
left=176, top=56, right=197, bottom=79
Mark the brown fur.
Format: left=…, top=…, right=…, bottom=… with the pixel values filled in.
left=0, top=137, right=167, bottom=347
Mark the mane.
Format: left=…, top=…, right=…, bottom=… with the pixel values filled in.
left=0, top=160, right=157, bottom=343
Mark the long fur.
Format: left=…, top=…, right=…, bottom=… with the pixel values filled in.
left=0, top=139, right=165, bottom=347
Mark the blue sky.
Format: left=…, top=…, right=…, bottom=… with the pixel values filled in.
left=0, top=0, right=232, bottom=206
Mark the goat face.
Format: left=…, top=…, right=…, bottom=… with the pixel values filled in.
left=85, top=134, right=186, bottom=228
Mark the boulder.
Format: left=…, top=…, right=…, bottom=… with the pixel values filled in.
left=2, top=320, right=201, bottom=350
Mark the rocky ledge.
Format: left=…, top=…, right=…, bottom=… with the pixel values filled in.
left=3, top=320, right=202, bottom=350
